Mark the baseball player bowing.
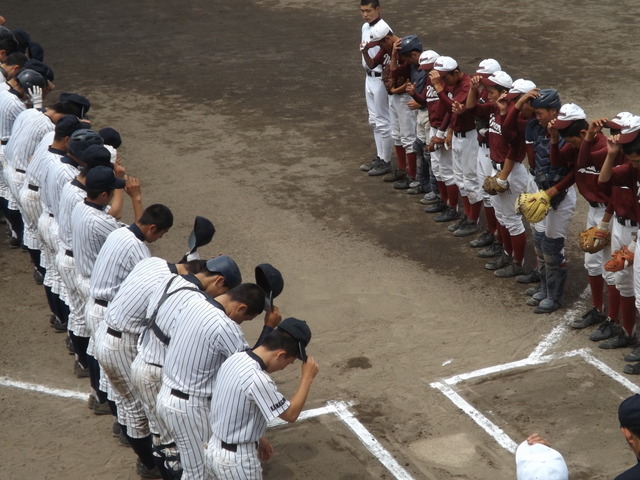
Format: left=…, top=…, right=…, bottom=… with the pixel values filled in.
left=204, top=318, right=319, bottom=480
left=155, top=283, right=280, bottom=480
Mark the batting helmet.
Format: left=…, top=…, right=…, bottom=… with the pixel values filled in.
left=531, top=89, right=561, bottom=110
left=68, top=129, right=104, bottom=159
left=16, top=68, right=46, bottom=92
left=398, top=35, right=422, bottom=55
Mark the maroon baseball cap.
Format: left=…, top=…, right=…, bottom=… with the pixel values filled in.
left=553, top=103, right=586, bottom=130
left=618, top=116, right=640, bottom=144
left=605, top=112, right=635, bottom=130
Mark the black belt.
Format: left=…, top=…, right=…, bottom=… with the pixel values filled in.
left=453, top=131, right=466, bottom=138
left=366, top=71, right=382, bottom=77
left=491, top=161, right=503, bottom=171
left=0, top=140, right=7, bottom=145
left=15, top=168, right=25, bottom=174
left=65, top=249, right=73, bottom=257
left=48, top=213, right=54, bottom=218
left=107, top=327, right=122, bottom=338
left=221, top=440, right=258, bottom=452
left=617, top=216, right=638, bottom=227
left=28, top=184, right=39, bottom=191
left=170, top=389, right=211, bottom=401
left=149, top=362, right=162, bottom=368
left=588, top=201, right=606, bottom=208
left=95, top=299, right=108, bottom=308
left=479, top=141, right=489, bottom=148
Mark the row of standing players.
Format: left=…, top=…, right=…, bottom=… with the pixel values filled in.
left=358, top=3, right=640, bottom=375
left=0, top=20, right=319, bottom=480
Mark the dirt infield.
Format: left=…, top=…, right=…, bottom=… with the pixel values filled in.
left=2, top=1, right=640, bottom=479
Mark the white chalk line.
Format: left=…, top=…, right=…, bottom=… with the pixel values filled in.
left=1, top=376, right=412, bottom=480
left=430, top=287, right=638, bottom=455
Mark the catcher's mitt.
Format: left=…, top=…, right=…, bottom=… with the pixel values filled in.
left=578, top=226, right=611, bottom=254
left=482, top=176, right=509, bottom=195
left=515, top=191, right=551, bottom=223
left=604, top=245, right=634, bottom=271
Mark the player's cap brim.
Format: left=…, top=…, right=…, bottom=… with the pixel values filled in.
left=418, top=63, right=435, bottom=71
left=552, top=119, right=574, bottom=130
left=618, top=130, right=640, bottom=144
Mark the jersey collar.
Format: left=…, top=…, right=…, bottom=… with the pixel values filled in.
left=128, top=223, right=145, bottom=241
left=246, top=349, right=267, bottom=371
left=48, top=146, right=66, bottom=156
left=181, top=273, right=204, bottom=290
left=84, top=199, right=106, bottom=211
left=71, top=178, right=86, bottom=191
left=60, top=154, right=79, bottom=168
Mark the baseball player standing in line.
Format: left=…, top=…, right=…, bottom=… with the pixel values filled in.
left=358, top=1, right=393, bottom=176
left=519, top=89, right=577, bottom=314
left=204, top=318, right=319, bottom=480
left=430, top=56, right=483, bottom=232
left=156, top=283, right=277, bottom=480
left=0, top=52, right=27, bottom=86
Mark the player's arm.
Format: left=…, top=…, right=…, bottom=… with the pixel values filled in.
left=253, top=306, right=282, bottom=348
left=108, top=163, right=126, bottom=219
left=278, top=357, right=319, bottom=423
left=124, top=176, right=144, bottom=221
left=598, top=136, right=621, bottom=184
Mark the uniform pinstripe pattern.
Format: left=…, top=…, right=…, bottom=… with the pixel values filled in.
left=0, top=90, right=26, bottom=196
left=57, top=180, right=86, bottom=251
left=23, top=132, right=56, bottom=188
left=90, top=226, right=151, bottom=302
left=43, top=159, right=78, bottom=218
left=4, top=108, right=53, bottom=170
left=71, top=201, right=121, bottom=279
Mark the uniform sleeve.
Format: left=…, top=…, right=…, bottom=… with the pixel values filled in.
left=248, top=374, right=290, bottom=421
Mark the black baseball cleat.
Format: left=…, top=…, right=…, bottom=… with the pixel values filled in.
left=434, top=207, right=461, bottom=223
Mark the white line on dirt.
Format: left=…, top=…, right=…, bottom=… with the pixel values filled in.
left=430, top=382, right=518, bottom=453
left=578, top=350, right=640, bottom=394
left=1, top=377, right=412, bottom=480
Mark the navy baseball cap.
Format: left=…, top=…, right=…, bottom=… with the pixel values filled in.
left=188, top=216, right=215, bottom=251
left=82, top=144, right=112, bottom=169
left=98, top=127, right=122, bottom=149
left=28, top=41, right=44, bottom=62
left=24, top=58, right=54, bottom=82
left=398, top=35, right=422, bottom=55
left=59, top=92, right=91, bottom=118
left=86, top=165, right=125, bottom=191
left=277, top=317, right=311, bottom=362
left=255, top=263, right=284, bottom=311
left=619, top=394, right=640, bottom=432
left=205, top=255, right=241, bottom=289
left=531, top=89, right=561, bottom=110
left=54, top=114, right=83, bottom=138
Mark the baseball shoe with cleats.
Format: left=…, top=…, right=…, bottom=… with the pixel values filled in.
left=112, top=421, right=122, bottom=437
left=424, top=201, right=446, bottom=213
left=623, top=363, right=640, bottom=375
left=118, top=431, right=131, bottom=447
left=571, top=307, right=606, bottom=329
left=74, top=361, right=89, bottom=378
left=485, top=252, right=510, bottom=271
left=360, top=156, right=379, bottom=172
left=448, top=216, right=468, bottom=232
left=516, top=269, right=541, bottom=284
left=406, top=185, right=423, bottom=195
left=93, top=400, right=112, bottom=416
left=136, top=459, right=162, bottom=479
left=525, top=285, right=541, bottom=297
left=478, top=242, right=502, bottom=258
left=624, top=345, right=640, bottom=362
left=9, top=236, right=20, bottom=248
left=52, top=316, right=67, bottom=333
left=368, top=159, right=392, bottom=176
left=434, top=207, right=461, bottom=223
left=393, top=176, right=410, bottom=190
left=453, top=221, right=481, bottom=238
left=469, top=231, right=494, bottom=248
left=383, top=168, right=405, bottom=182
left=49, top=314, right=57, bottom=326
left=420, top=192, right=439, bottom=205
left=33, top=268, right=44, bottom=285
left=409, top=179, right=421, bottom=189
left=495, top=263, right=526, bottom=278
left=66, top=336, right=75, bottom=355
left=526, top=297, right=540, bottom=307
left=589, top=318, right=617, bottom=342
left=534, top=298, right=562, bottom=314
left=598, top=329, right=636, bottom=349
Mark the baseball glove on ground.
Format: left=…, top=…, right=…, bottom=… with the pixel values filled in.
left=579, top=226, right=611, bottom=254
left=605, top=245, right=634, bottom=271
left=482, top=176, right=509, bottom=195
left=515, top=191, right=551, bottom=223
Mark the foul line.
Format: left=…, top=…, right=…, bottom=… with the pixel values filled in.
left=1, top=376, right=413, bottom=480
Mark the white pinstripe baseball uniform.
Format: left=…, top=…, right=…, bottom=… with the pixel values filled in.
left=19, top=136, right=58, bottom=250
left=132, top=273, right=207, bottom=450
left=4, top=108, right=53, bottom=210
left=204, top=350, right=290, bottom=480
left=0, top=87, right=26, bottom=198
left=56, top=179, right=87, bottom=334
left=156, top=297, right=249, bottom=480
left=95, top=257, right=176, bottom=438
left=70, top=200, right=121, bottom=337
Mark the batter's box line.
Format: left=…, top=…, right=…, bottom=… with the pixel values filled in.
left=0, top=376, right=415, bottom=480
left=430, top=348, right=640, bottom=454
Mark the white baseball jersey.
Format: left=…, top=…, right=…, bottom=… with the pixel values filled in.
left=209, top=350, right=290, bottom=444
left=23, top=132, right=57, bottom=189
left=104, top=257, right=176, bottom=334
left=43, top=156, right=79, bottom=218
left=90, top=225, right=151, bottom=302
left=162, top=298, right=249, bottom=398
left=71, top=200, right=121, bottom=278
left=4, top=108, right=53, bottom=170
left=57, top=178, right=86, bottom=251
left=361, top=22, right=382, bottom=74
left=137, top=274, right=206, bottom=367
left=0, top=87, right=25, bottom=140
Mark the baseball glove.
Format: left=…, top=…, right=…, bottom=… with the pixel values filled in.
left=483, top=176, right=509, bottom=195
left=604, top=245, right=634, bottom=271
left=578, top=226, right=611, bottom=254
left=515, top=191, right=551, bottom=223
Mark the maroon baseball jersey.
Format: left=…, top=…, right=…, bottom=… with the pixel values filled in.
left=437, top=73, right=476, bottom=133
left=575, top=133, right=613, bottom=204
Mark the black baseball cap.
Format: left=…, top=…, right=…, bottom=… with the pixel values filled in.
left=619, top=394, right=640, bottom=432
left=54, top=114, right=83, bottom=138
left=86, top=165, right=125, bottom=191
left=82, top=144, right=112, bottom=169
left=99, top=127, right=122, bottom=149
left=255, top=263, right=284, bottom=311
left=188, top=216, right=215, bottom=251
left=59, top=92, right=91, bottom=118
left=205, top=255, right=241, bottom=289
left=277, top=317, right=311, bottom=362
